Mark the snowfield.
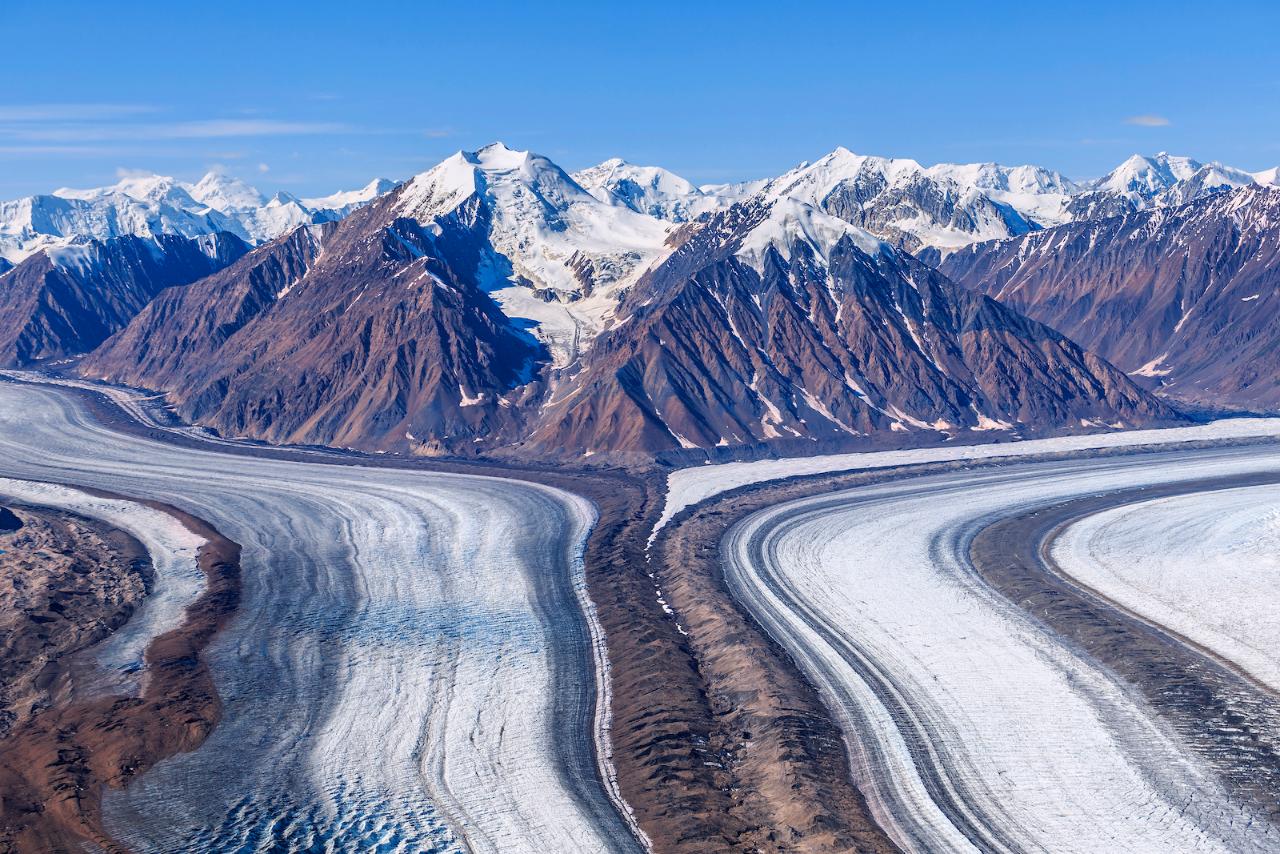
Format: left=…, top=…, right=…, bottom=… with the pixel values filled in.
left=724, top=446, right=1280, bottom=853
left=0, top=381, right=640, bottom=854
left=659, top=418, right=1280, bottom=531
left=1053, top=483, right=1280, bottom=693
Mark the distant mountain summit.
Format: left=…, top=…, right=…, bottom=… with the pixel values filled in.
left=187, top=171, right=268, bottom=211
left=0, top=170, right=396, bottom=264
left=569, top=148, right=1280, bottom=258
left=7, top=147, right=1273, bottom=267
left=572, top=158, right=716, bottom=222
left=302, top=178, right=397, bottom=216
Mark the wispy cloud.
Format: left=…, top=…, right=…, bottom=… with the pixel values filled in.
left=152, top=119, right=348, bottom=139
left=0, top=144, right=123, bottom=155
left=1125, top=114, right=1171, bottom=127
left=0, top=103, right=157, bottom=121
left=0, top=119, right=348, bottom=142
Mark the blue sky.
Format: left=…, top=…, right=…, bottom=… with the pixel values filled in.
left=2, top=0, right=1278, bottom=197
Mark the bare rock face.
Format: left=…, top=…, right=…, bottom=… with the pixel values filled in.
left=940, top=185, right=1280, bottom=410
left=525, top=200, right=1177, bottom=457
left=0, top=233, right=248, bottom=365
left=84, top=193, right=546, bottom=453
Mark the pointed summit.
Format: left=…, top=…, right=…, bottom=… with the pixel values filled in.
left=302, top=178, right=397, bottom=213
left=1093, top=153, right=1202, bottom=197
left=572, top=158, right=706, bottom=221
left=189, top=171, right=267, bottom=211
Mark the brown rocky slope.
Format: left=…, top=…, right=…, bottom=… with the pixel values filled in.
left=940, top=185, right=1280, bottom=410
left=84, top=196, right=546, bottom=452
left=528, top=200, right=1177, bottom=457
left=0, top=232, right=247, bottom=366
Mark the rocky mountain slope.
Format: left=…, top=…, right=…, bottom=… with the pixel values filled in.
left=525, top=198, right=1175, bottom=456
left=85, top=195, right=546, bottom=452
left=82, top=145, right=1177, bottom=459
left=0, top=232, right=248, bottom=364
left=940, top=185, right=1280, bottom=410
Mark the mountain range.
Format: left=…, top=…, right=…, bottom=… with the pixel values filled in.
left=0, top=170, right=392, bottom=265
left=4, top=143, right=1278, bottom=459
left=577, top=149, right=1280, bottom=256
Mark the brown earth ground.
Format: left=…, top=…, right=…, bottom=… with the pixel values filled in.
left=0, top=504, right=151, bottom=740
left=0, top=493, right=240, bottom=854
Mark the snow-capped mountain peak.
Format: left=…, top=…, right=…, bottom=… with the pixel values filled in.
left=1254, top=166, right=1280, bottom=187
left=764, top=147, right=925, bottom=203
left=735, top=196, right=884, bottom=272
left=397, top=143, right=675, bottom=365
left=926, top=161, right=1078, bottom=196
left=53, top=172, right=199, bottom=209
left=743, top=148, right=1043, bottom=253
left=265, top=190, right=302, bottom=207
left=1091, top=152, right=1203, bottom=197
left=302, top=178, right=396, bottom=213
left=398, top=142, right=669, bottom=283
left=572, top=158, right=710, bottom=221
left=1, top=169, right=391, bottom=264
left=6, top=144, right=1275, bottom=279
left=189, top=171, right=268, bottom=212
